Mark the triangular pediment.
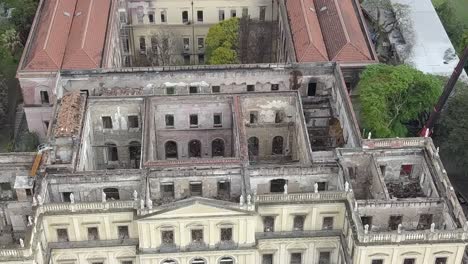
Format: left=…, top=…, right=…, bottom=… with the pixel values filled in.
left=138, top=198, right=252, bottom=220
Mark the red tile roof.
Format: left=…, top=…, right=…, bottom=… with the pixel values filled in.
left=23, top=0, right=111, bottom=71
left=62, top=0, right=111, bottom=69
left=286, top=0, right=375, bottom=63
left=24, top=0, right=77, bottom=70
left=286, top=0, right=328, bottom=62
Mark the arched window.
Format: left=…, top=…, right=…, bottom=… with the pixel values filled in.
left=212, top=139, right=225, bottom=157
left=190, top=258, right=206, bottom=264
left=165, top=141, right=178, bottom=159
left=129, top=141, right=141, bottom=169
left=272, top=136, right=284, bottom=155
left=247, top=137, right=259, bottom=159
left=219, top=257, right=234, bottom=264
left=188, top=140, right=202, bottom=158
left=103, top=188, right=120, bottom=200
left=105, top=143, right=118, bottom=161
left=270, top=179, right=286, bottom=193
left=161, top=259, right=178, bottom=264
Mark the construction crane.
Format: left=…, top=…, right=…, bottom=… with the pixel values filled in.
left=419, top=46, right=468, bottom=137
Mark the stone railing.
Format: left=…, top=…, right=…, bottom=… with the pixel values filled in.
left=361, top=229, right=467, bottom=243
left=40, top=200, right=136, bottom=213
left=356, top=198, right=443, bottom=209
left=248, top=166, right=335, bottom=178
left=256, top=230, right=341, bottom=239
left=362, top=138, right=427, bottom=149
left=48, top=238, right=139, bottom=249
left=0, top=248, right=32, bottom=259
left=256, top=191, right=347, bottom=204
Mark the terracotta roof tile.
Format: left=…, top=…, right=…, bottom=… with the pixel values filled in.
left=24, top=0, right=77, bottom=70
left=62, top=0, right=111, bottom=69
left=286, top=0, right=374, bottom=63
left=286, top=0, right=328, bottom=62
left=23, top=0, right=111, bottom=71
left=54, top=92, right=83, bottom=137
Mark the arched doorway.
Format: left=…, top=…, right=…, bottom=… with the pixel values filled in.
left=165, top=141, right=178, bottom=159
left=212, top=139, right=225, bottom=157
left=189, top=140, right=202, bottom=158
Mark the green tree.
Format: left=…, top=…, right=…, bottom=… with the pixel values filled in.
left=3, top=0, right=39, bottom=44
left=205, top=17, right=239, bottom=64
left=357, top=64, right=442, bottom=138
left=0, top=28, right=22, bottom=57
left=435, top=86, right=468, bottom=169
left=434, top=2, right=465, bottom=52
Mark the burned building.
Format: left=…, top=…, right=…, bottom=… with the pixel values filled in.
left=0, top=63, right=466, bottom=264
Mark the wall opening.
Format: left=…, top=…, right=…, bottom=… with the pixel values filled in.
left=248, top=137, right=259, bottom=160
left=103, top=188, right=120, bottom=200
left=308, top=82, right=317, bottom=96
left=212, top=139, right=225, bottom=157
left=188, top=140, right=202, bottom=158
left=270, top=179, right=286, bottom=193
left=129, top=141, right=141, bottom=168
left=165, top=141, right=178, bottom=159
left=272, top=136, right=284, bottom=155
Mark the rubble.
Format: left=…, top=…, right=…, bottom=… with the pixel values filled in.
left=54, top=92, right=83, bottom=138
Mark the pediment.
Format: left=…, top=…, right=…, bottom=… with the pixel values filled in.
left=139, top=198, right=252, bottom=220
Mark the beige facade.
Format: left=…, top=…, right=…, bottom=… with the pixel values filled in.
left=121, top=0, right=277, bottom=65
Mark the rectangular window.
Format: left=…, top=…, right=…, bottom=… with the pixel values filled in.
left=435, top=258, right=447, bottom=264
left=102, top=116, right=113, bottom=129
left=191, top=229, right=203, bottom=242
left=0, top=182, right=11, bottom=191
left=184, top=55, right=190, bottom=65
left=308, top=82, right=317, bottom=96
left=62, top=192, right=72, bottom=202
left=322, top=217, right=334, bottom=230
left=183, top=37, right=190, bottom=51
left=190, top=182, right=202, bottom=196
left=271, top=84, right=279, bottom=91
left=44, top=121, right=49, bottom=130
left=189, top=86, right=198, bottom=94
left=293, top=215, right=305, bottom=231
left=217, top=181, right=230, bottom=198
left=182, top=10, right=189, bottom=23
left=361, top=216, right=372, bottom=227
left=87, top=227, right=99, bottom=240
left=262, top=254, right=273, bottom=264
left=219, top=9, right=225, bottom=21
left=56, top=228, right=69, bottom=242
left=317, top=182, right=327, bottom=191
left=148, top=11, right=155, bottom=23
left=263, top=216, right=274, bottom=232
left=165, top=114, right=174, bottom=127
left=318, top=252, right=331, bottom=264
left=118, top=226, right=129, bottom=239
left=119, top=11, right=127, bottom=23
left=371, top=260, right=383, bottom=264
left=139, top=37, right=146, bottom=53
left=128, top=115, right=139, bottom=128
left=242, top=7, right=248, bottom=17
left=231, top=9, right=237, bottom=17
left=290, top=253, right=302, bottom=264
left=259, top=6, right=266, bottom=21
left=388, top=215, right=403, bottom=230
left=160, top=10, right=167, bottom=23
left=220, top=227, right=232, bottom=241
left=162, top=230, right=174, bottom=244
left=166, top=87, right=175, bottom=95
left=213, top=113, right=222, bottom=127
left=198, top=37, right=204, bottom=49
left=197, top=10, right=203, bottom=22
left=247, top=84, right=255, bottom=92
left=25, top=188, right=32, bottom=196
left=40, top=91, right=50, bottom=104
left=212, top=86, right=220, bottom=93
left=198, top=54, right=205, bottom=64
left=249, top=111, right=258, bottom=124
left=190, top=114, right=198, bottom=127
left=161, top=183, right=175, bottom=198
left=122, top=261, right=133, bottom=264
left=417, top=214, right=433, bottom=230
left=403, top=259, right=415, bottom=264
left=151, top=36, right=158, bottom=53
left=123, top=38, right=129, bottom=53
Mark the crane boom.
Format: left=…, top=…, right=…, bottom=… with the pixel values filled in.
left=420, top=46, right=468, bottom=136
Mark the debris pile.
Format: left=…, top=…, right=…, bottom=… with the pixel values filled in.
left=54, top=93, right=83, bottom=137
